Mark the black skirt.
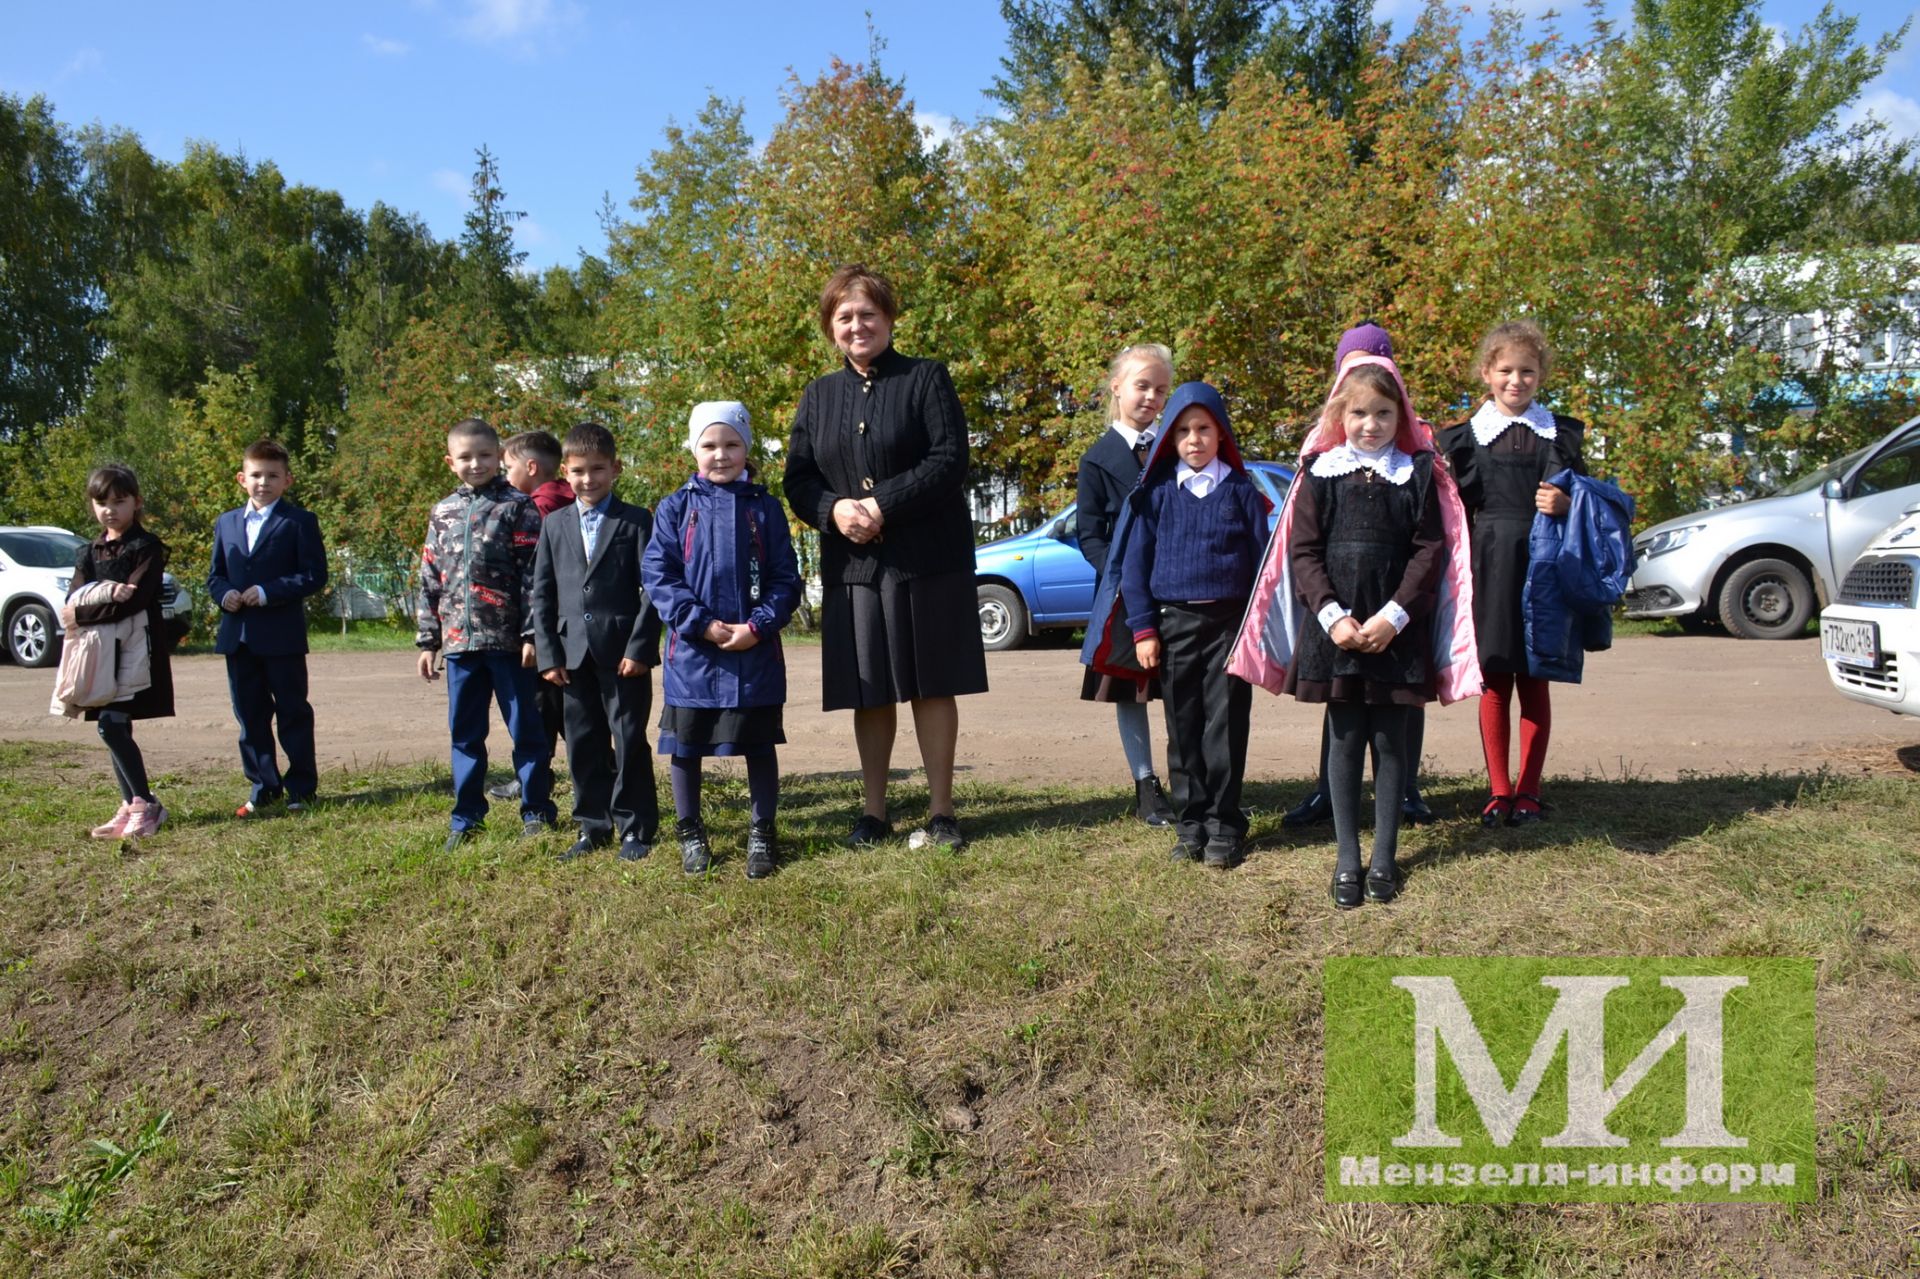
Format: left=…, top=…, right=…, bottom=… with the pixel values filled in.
left=820, top=567, right=990, bottom=711
left=1079, top=667, right=1160, bottom=702
left=657, top=704, right=785, bottom=757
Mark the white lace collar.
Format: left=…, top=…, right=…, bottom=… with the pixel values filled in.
left=1470, top=399, right=1557, bottom=447
left=1310, top=443, right=1414, bottom=485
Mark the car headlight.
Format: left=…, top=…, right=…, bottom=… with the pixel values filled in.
left=55, top=575, right=71, bottom=592
left=1636, top=524, right=1705, bottom=560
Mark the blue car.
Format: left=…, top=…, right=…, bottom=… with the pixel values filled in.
left=974, top=460, right=1296, bottom=650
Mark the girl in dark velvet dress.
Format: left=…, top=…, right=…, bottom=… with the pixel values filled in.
left=1435, top=321, right=1587, bottom=828
left=784, top=265, right=988, bottom=852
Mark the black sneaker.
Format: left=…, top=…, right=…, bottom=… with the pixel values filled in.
left=1134, top=774, right=1174, bottom=827
left=1282, top=789, right=1334, bottom=828
left=745, top=823, right=777, bottom=879
left=444, top=827, right=478, bottom=853
left=1170, top=837, right=1204, bottom=863
left=677, top=820, right=711, bottom=875
left=924, top=813, right=967, bottom=851
left=486, top=778, right=521, bottom=801
left=520, top=818, right=554, bottom=840
left=845, top=813, right=893, bottom=848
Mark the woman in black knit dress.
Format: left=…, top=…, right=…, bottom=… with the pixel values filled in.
left=784, top=265, right=988, bottom=851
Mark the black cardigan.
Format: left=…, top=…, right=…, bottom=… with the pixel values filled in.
left=70, top=524, right=175, bottom=721
left=784, top=347, right=975, bottom=587
left=1074, top=427, right=1141, bottom=577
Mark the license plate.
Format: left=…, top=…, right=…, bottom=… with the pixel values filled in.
left=1822, top=617, right=1880, bottom=668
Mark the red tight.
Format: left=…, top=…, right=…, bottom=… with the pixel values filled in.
left=1479, top=671, right=1551, bottom=801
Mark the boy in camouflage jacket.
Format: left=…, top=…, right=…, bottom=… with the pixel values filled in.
left=415, top=417, right=558, bottom=847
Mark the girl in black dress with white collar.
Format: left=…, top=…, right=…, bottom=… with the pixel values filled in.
left=1435, top=321, right=1586, bottom=827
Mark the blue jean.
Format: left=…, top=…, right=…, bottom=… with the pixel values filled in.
left=445, top=651, right=557, bottom=831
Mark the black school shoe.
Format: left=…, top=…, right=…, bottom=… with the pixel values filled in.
left=1365, top=864, right=1403, bottom=904
left=1401, top=792, right=1435, bottom=825
left=745, top=823, right=777, bottom=879
left=1283, top=789, right=1334, bottom=828
left=1134, top=775, right=1174, bottom=827
left=1507, top=794, right=1547, bottom=826
left=677, top=820, right=712, bottom=875
left=1170, top=836, right=1205, bottom=863
left=1202, top=834, right=1242, bottom=870
left=1331, top=869, right=1364, bottom=910
left=617, top=834, right=651, bottom=862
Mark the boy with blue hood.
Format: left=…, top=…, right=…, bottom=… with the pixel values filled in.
left=1112, top=382, right=1272, bottom=867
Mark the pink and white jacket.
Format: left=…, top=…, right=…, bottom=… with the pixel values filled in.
left=1227, top=353, right=1482, bottom=705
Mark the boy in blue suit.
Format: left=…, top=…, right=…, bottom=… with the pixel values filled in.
left=207, top=439, right=330, bottom=815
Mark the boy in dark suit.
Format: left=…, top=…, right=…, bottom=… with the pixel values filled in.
left=531, top=422, right=662, bottom=861
left=207, top=439, right=330, bottom=816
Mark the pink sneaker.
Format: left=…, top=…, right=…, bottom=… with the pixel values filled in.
left=123, top=798, right=167, bottom=839
left=90, top=801, right=134, bottom=840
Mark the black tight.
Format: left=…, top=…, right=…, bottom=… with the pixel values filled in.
left=96, top=710, right=151, bottom=802
left=1326, top=702, right=1414, bottom=879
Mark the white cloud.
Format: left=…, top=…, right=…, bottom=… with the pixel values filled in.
left=431, top=168, right=470, bottom=200
left=362, top=34, right=410, bottom=57
left=914, top=110, right=959, bottom=151
left=1847, top=88, right=1920, bottom=147
left=458, top=0, right=579, bottom=43
left=60, top=48, right=102, bottom=78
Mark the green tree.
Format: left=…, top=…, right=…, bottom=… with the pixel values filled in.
left=0, top=95, right=101, bottom=441
left=994, top=0, right=1279, bottom=105
left=458, top=145, right=532, bottom=346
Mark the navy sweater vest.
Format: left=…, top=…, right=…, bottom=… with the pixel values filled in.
left=1122, top=473, right=1266, bottom=633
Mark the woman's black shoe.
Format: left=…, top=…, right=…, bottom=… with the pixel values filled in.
left=1284, top=789, right=1334, bottom=828
left=1135, top=774, right=1174, bottom=827
left=1480, top=796, right=1513, bottom=828
left=1401, top=793, right=1434, bottom=825
left=1365, top=865, right=1402, bottom=904
left=845, top=813, right=894, bottom=848
left=677, top=819, right=712, bottom=875
left=1331, top=870, right=1363, bottom=910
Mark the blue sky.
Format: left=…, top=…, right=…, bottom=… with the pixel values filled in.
left=4, top=0, right=1914, bottom=272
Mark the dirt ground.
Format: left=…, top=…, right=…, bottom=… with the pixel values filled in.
left=4, top=632, right=1916, bottom=790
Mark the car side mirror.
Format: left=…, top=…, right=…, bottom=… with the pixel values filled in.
left=1049, top=518, right=1074, bottom=542
left=1821, top=479, right=1844, bottom=501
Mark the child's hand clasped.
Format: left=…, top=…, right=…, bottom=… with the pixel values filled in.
left=1535, top=483, right=1570, bottom=517
left=705, top=620, right=760, bottom=652
left=1135, top=635, right=1161, bottom=671
left=1331, top=616, right=1365, bottom=651
left=1356, top=616, right=1397, bottom=653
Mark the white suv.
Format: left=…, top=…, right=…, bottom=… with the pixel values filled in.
left=0, top=526, right=194, bottom=668
left=1821, top=506, right=1920, bottom=717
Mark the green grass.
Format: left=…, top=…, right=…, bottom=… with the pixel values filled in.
left=0, top=741, right=1915, bottom=1276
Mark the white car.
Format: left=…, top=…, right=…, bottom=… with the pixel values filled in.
left=0, top=526, right=194, bottom=668
left=1626, top=416, right=1920, bottom=638
left=1820, top=505, right=1920, bottom=716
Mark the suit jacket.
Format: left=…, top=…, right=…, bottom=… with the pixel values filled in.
left=207, top=500, right=329, bottom=657
left=1074, top=427, right=1144, bottom=577
left=532, top=497, right=663, bottom=674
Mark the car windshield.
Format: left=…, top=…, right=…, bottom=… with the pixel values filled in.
left=0, top=530, right=86, bottom=569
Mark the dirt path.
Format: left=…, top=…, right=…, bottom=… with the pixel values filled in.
left=3, top=634, right=1914, bottom=789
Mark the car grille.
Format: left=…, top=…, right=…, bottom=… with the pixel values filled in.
left=1838, top=557, right=1916, bottom=607
left=160, top=582, right=180, bottom=608
left=1833, top=650, right=1902, bottom=697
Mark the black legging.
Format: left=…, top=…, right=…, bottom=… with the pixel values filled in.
left=1327, top=702, right=1414, bottom=879
left=96, top=709, right=152, bottom=802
